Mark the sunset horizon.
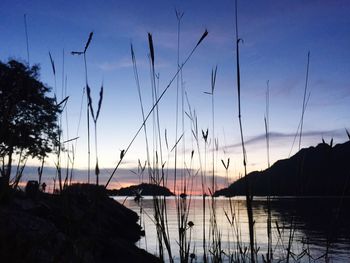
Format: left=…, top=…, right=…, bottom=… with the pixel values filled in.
left=1, top=0, right=350, bottom=262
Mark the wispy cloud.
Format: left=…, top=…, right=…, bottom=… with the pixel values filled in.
left=98, top=56, right=170, bottom=71
left=98, top=59, right=133, bottom=71
left=226, top=129, right=348, bottom=150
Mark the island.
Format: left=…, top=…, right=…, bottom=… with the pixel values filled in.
left=107, top=183, right=174, bottom=197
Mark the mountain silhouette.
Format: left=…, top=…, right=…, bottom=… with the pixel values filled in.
left=214, top=141, right=350, bottom=197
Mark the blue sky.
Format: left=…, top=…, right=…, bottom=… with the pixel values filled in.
left=1, top=0, right=349, bottom=189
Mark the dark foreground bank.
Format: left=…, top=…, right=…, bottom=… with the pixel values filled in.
left=0, top=183, right=161, bottom=263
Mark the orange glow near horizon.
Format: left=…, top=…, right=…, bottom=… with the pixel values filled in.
left=16, top=177, right=229, bottom=196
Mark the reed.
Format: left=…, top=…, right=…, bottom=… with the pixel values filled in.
left=264, top=80, right=273, bottom=263
left=71, top=31, right=94, bottom=184
left=202, top=127, right=209, bottom=262
left=204, top=66, right=224, bottom=262
left=131, top=42, right=172, bottom=262
left=131, top=43, right=151, bottom=183
left=187, top=103, right=207, bottom=262
left=69, top=88, right=85, bottom=184
left=9, top=7, right=344, bottom=262
left=147, top=32, right=173, bottom=262
left=61, top=51, right=72, bottom=189
left=48, top=52, right=63, bottom=192
left=285, top=52, right=312, bottom=263
left=122, top=26, right=208, bottom=261
left=234, top=0, right=256, bottom=261
left=172, top=10, right=197, bottom=262
left=86, top=83, right=104, bottom=185
left=174, top=8, right=184, bottom=196
left=204, top=66, right=218, bottom=194
left=298, top=52, right=311, bottom=150
left=222, top=157, right=248, bottom=262
left=45, top=51, right=73, bottom=193
left=105, top=29, right=208, bottom=188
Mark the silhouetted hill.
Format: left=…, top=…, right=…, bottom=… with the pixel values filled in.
left=108, top=183, right=174, bottom=196
left=214, top=141, right=350, bottom=197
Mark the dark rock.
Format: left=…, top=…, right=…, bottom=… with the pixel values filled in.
left=0, top=183, right=161, bottom=262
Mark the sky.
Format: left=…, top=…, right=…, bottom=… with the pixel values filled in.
left=1, top=0, right=349, bottom=191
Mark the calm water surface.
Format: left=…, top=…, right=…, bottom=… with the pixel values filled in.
left=113, top=196, right=350, bottom=262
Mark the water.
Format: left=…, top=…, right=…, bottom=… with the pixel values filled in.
left=113, top=196, right=350, bottom=262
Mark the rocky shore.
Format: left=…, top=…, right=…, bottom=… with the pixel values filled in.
left=0, top=183, right=161, bottom=263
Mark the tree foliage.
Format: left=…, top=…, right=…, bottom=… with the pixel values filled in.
left=0, top=59, right=60, bottom=183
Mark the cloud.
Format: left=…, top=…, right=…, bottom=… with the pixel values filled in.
left=98, top=60, right=133, bottom=71
left=226, top=129, right=347, bottom=150
left=98, top=56, right=170, bottom=71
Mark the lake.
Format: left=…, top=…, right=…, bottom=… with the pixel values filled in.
left=113, top=196, right=350, bottom=262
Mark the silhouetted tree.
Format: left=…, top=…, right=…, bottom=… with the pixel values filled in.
left=0, top=59, right=60, bottom=187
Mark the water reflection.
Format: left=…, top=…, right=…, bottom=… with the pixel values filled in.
left=266, top=197, right=350, bottom=261
left=113, top=196, right=350, bottom=262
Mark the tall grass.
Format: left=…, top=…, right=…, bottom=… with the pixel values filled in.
left=171, top=10, right=198, bottom=263
left=13, top=7, right=348, bottom=263
left=186, top=103, right=207, bottom=262
left=131, top=43, right=151, bottom=184
left=86, top=83, right=103, bottom=185
left=234, top=0, right=256, bottom=262
left=72, top=31, right=104, bottom=186
left=103, top=29, right=208, bottom=263
left=203, top=66, right=225, bottom=262
left=298, top=52, right=310, bottom=150
left=48, top=51, right=72, bottom=193
left=69, top=88, right=85, bottom=184
left=285, top=51, right=311, bottom=263
left=221, top=158, right=248, bottom=262
left=147, top=32, right=173, bottom=262
left=48, top=52, right=62, bottom=192
left=174, top=9, right=184, bottom=196
left=105, top=29, right=208, bottom=188
left=202, top=127, right=209, bottom=262
left=264, top=80, right=273, bottom=263
left=71, top=32, right=94, bottom=184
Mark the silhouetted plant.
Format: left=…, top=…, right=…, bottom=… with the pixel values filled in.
left=131, top=43, right=151, bottom=184
left=233, top=0, right=256, bottom=261
left=87, top=83, right=104, bottom=185
left=71, top=31, right=94, bottom=183
left=264, top=80, right=273, bottom=263
left=0, top=59, right=60, bottom=187
left=105, top=29, right=208, bottom=188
